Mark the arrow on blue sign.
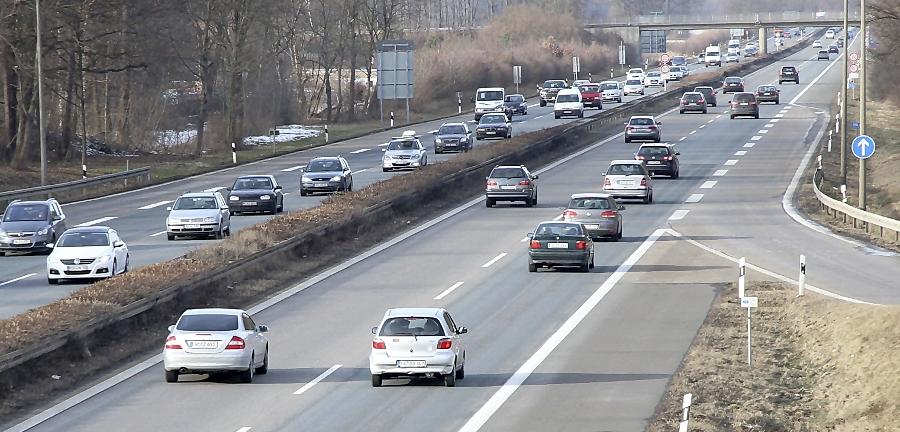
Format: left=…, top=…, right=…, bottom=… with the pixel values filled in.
left=851, top=135, right=875, bottom=159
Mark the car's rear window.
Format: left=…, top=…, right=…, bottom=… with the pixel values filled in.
left=600, top=83, right=619, bottom=90
left=534, top=222, right=584, bottom=237
left=626, top=80, right=642, bottom=85
left=758, top=86, right=776, bottom=92
left=380, top=317, right=444, bottom=336
left=567, top=198, right=612, bottom=210
left=629, top=118, right=655, bottom=126
left=695, top=87, right=713, bottom=94
left=505, top=95, right=524, bottom=103
left=177, top=314, right=239, bottom=331
left=639, top=147, right=671, bottom=157
left=647, top=72, right=661, bottom=77
left=480, top=114, right=507, bottom=124
left=733, top=93, right=755, bottom=102
left=556, top=93, right=580, bottom=103
left=725, top=77, right=742, bottom=83
left=607, top=164, right=645, bottom=175
left=173, top=197, right=217, bottom=210
left=579, top=85, right=599, bottom=93
left=490, top=168, right=526, bottom=178
left=682, top=93, right=703, bottom=102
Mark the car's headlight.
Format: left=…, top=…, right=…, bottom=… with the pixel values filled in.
left=260, top=195, right=271, bottom=200
left=0, top=230, right=7, bottom=239
left=37, top=227, right=50, bottom=236
left=229, top=196, right=238, bottom=201
left=460, top=137, right=468, bottom=142
left=301, top=176, right=312, bottom=183
left=435, top=138, right=442, bottom=144
left=96, top=255, right=111, bottom=263
left=330, top=175, right=342, bottom=182
left=203, top=217, right=216, bottom=223
left=166, top=218, right=175, bottom=225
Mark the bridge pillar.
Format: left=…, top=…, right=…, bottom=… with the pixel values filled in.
left=759, top=27, right=768, bottom=54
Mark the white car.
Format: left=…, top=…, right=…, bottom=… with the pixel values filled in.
left=599, top=80, right=623, bottom=103
left=623, top=79, right=645, bottom=96
left=643, top=72, right=664, bottom=87
left=46, top=226, right=128, bottom=284
left=812, top=40, right=822, bottom=48
left=554, top=88, right=584, bottom=118
left=626, top=68, right=646, bottom=81
left=725, top=53, right=740, bottom=63
left=163, top=308, right=269, bottom=383
left=665, top=66, right=686, bottom=81
left=370, top=307, right=467, bottom=387
left=825, top=29, right=835, bottom=39
left=602, top=160, right=653, bottom=204
left=572, top=79, right=590, bottom=87
left=382, top=130, right=427, bottom=171
left=166, top=191, right=231, bottom=240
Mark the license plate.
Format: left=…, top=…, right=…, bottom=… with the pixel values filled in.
left=242, top=201, right=257, bottom=206
left=563, top=111, right=572, bottom=114
left=13, top=239, right=30, bottom=245
left=548, top=243, right=568, bottom=249
left=584, top=224, right=600, bottom=229
left=500, top=185, right=517, bottom=190
left=185, top=224, right=200, bottom=229
left=446, top=143, right=456, bottom=147
left=67, top=265, right=87, bottom=271
left=486, top=131, right=496, bottom=135
left=647, top=161, right=662, bottom=164
left=740, top=103, right=749, bottom=106
left=689, top=103, right=697, bottom=106
left=397, top=360, right=426, bottom=368
left=187, top=340, right=218, bottom=349
left=785, top=72, right=793, bottom=75
left=619, top=180, right=635, bottom=185
left=315, top=183, right=328, bottom=187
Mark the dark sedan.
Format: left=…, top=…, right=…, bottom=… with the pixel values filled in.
left=756, top=85, right=780, bottom=104
left=729, top=92, right=759, bottom=119
left=829, top=45, right=839, bottom=54
left=694, top=86, right=718, bottom=106
left=527, top=221, right=594, bottom=272
left=503, top=94, right=528, bottom=115
left=227, top=175, right=284, bottom=214
left=475, top=113, right=511, bottom=140
left=722, top=77, right=745, bottom=93
left=432, top=122, right=473, bottom=154
left=300, top=156, right=353, bottom=195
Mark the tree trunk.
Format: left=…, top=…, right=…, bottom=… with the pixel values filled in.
left=0, top=40, right=17, bottom=163
left=194, top=73, right=210, bottom=156
left=59, top=49, right=77, bottom=161
left=324, top=70, right=333, bottom=122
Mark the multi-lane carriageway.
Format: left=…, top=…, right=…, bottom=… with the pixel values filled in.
left=6, top=32, right=900, bottom=432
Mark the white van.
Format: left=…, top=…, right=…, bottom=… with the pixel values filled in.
left=473, top=87, right=506, bottom=121
left=727, top=39, right=741, bottom=55
left=705, top=46, right=722, bottom=67
left=554, top=88, right=584, bottom=119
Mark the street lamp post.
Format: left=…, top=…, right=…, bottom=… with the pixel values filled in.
left=840, top=0, right=848, bottom=187
left=35, top=0, right=48, bottom=186
left=859, top=0, right=867, bottom=210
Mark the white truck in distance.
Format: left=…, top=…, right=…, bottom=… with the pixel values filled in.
left=473, top=87, right=506, bottom=121
left=727, top=39, right=741, bottom=55
left=705, top=45, right=722, bottom=67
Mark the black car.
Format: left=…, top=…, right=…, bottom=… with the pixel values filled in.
left=730, top=92, right=759, bottom=119
left=829, top=45, right=839, bottom=54
left=475, top=113, right=511, bottom=140
left=300, top=156, right=353, bottom=195
left=0, top=198, right=67, bottom=255
left=837, top=38, right=845, bottom=48
left=527, top=221, right=594, bottom=273
left=756, top=85, right=780, bottom=104
left=635, top=144, right=680, bottom=178
left=779, top=66, right=799, bottom=84
left=694, top=86, right=718, bottom=106
left=432, top=122, right=473, bottom=154
left=503, top=94, right=528, bottom=115
left=722, top=77, right=745, bottom=93
left=227, top=175, right=284, bottom=214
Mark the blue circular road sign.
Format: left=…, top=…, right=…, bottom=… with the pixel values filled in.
left=851, top=135, right=875, bottom=160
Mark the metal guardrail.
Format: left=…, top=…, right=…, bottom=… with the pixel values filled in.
left=0, top=167, right=151, bottom=213
left=813, top=170, right=900, bottom=243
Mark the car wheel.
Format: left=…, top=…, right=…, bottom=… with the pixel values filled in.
left=754, top=114, right=759, bottom=119
left=532, top=193, right=538, bottom=206
left=371, top=374, right=383, bottom=387
left=444, top=364, right=457, bottom=387
left=348, top=182, right=353, bottom=192
left=624, top=137, right=631, bottom=143
left=48, top=277, right=58, bottom=285
left=673, top=169, right=679, bottom=179
left=524, top=197, right=533, bottom=208
left=124, top=255, right=129, bottom=272
left=730, top=115, right=735, bottom=119
left=540, top=100, right=546, bottom=107
left=256, top=347, right=269, bottom=374
left=703, top=109, right=708, bottom=114
left=554, top=114, right=560, bottom=119
left=528, top=261, right=537, bottom=272
left=579, top=261, right=590, bottom=273
left=215, top=228, right=224, bottom=240
left=167, top=234, right=175, bottom=241
left=485, top=198, right=494, bottom=208
left=300, top=188, right=308, bottom=196
left=680, top=110, right=684, bottom=114
left=643, top=194, right=651, bottom=204
left=589, top=254, right=595, bottom=269
left=239, top=357, right=254, bottom=383
left=615, top=228, right=623, bottom=241
left=165, top=369, right=179, bottom=383
left=649, top=191, right=654, bottom=203
left=112, top=259, right=117, bottom=276
left=775, top=99, right=780, bottom=105
left=435, top=148, right=441, bottom=154
left=456, top=359, right=465, bottom=379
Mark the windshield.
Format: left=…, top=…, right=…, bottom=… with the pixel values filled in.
left=629, top=69, right=643, bottom=74
left=600, top=83, right=618, bottom=90
left=490, top=168, right=526, bottom=178
left=579, top=85, right=599, bottom=93
left=607, top=164, right=645, bottom=176
left=626, top=80, right=641, bottom=86
left=504, top=95, right=524, bottom=103
left=2, top=204, right=49, bottom=222
left=232, top=177, right=273, bottom=190
left=307, top=159, right=342, bottom=172
left=695, top=87, right=713, bottom=95
left=480, top=115, right=506, bottom=124
left=647, top=72, right=661, bottom=77
left=782, top=67, right=796, bottom=72
left=57, top=232, right=110, bottom=247
left=173, top=196, right=218, bottom=210
left=177, top=314, right=239, bottom=331
left=438, top=125, right=467, bottom=135
left=534, top=222, right=584, bottom=237
left=672, top=57, right=686, bottom=65
left=567, top=198, right=611, bottom=210
left=638, top=147, right=672, bottom=157
left=387, top=140, right=419, bottom=151
left=556, top=94, right=580, bottom=103
left=725, top=78, right=741, bottom=83
left=380, top=317, right=445, bottom=336
left=543, top=81, right=566, bottom=89
left=476, top=90, right=503, bottom=101
left=629, top=118, right=655, bottom=126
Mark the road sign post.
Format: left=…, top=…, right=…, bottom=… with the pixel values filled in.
left=741, top=296, right=758, bottom=366
left=513, top=65, right=522, bottom=94
left=798, top=254, right=806, bottom=296
left=860, top=0, right=868, bottom=210
left=738, top=257, right=746, bottom=299
left=679, top=393, right=692, bottom=432
left=269, top=128, right=279, bottom=154
left=572, top=56, right=581, bottom=81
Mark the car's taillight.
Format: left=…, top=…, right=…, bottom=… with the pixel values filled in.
left=662, top=155, right=672, bottom=161
left=626, top=126, right=635, bottom=130
left=640, top=178, right=648, bottom=186
left=225, top=336, right=245, bottom=350
left=648, top=125, right=658, bottom=130
left=682, top=100, right=689, bottom=105
left=575, top=241, right=587, bottom=250
left=437, top=338, right=453, bottom=350
left=518, top=180, right=531, bottom=186
left=530, top=240, right=542, bottom=249
left=563, top=210, right=578, bottom=219
left=749, top=101, right=757, bottom=105
left=372, top=339, right=386, bottom=349
left=164, top=335, right=182, bottom=350
left=604, top=177, right=612, bottom=186
left=600, top=210, right=618, bottom=218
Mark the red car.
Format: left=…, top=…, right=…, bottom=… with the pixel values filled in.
left=577, top=83, right=603, bottom=109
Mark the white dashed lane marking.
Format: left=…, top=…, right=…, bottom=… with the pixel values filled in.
left=751, top=136, right=762, bottom=141
left=685, top=194, right=704, bottom=203
left=150, top=231, right=167, bottom=237
left=713, top=170, right=728, bottom=176
left=724, top=160, right=739, bottom=166
left=700, top=181, right=718, bottom=189
left=350, top=148, right=371, bottom=154
left=293, top=365, right=342, bottom=396
left=668, top=210, right=690, bottom=220
left=482, top=253, right=508, bottom=268
left=735, top=151, right=747, bottom=156
left=0, top=273, right=36, bottom=288
left=434, top=282, right=466, bottom=300
left=75, top=217, right=118, bottom=227
left=138, top=201, right=172, bottom=210
left=743, top=143, right=755, bottom=148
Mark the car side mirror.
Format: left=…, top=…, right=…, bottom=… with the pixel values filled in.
left=623, top=122, right=628, bottom=126
left=458, top=327, right=468, bottom=334
left=526, top=232, right=534, bottom=238
left=274, top=185, right=283, bottom=190
left=225, top=187, right=232, bottom=192
left=371, top=326, right=378, bottom=335
left=675, top=151, right=681, bottom=155
left=618, top=205, right=626, bottom=211
left=166, top=207, right=172, bottom=211
left=52, top=215, right=62, bottom=221
left=532, top=174, right=539, bottom=180
left=113, top=240, right=124, bottom=248
left=168, top=325, right=175, bottom=332
left=258, top=325, right=269, bottom=333
left=470, top=97, right=475, bottom=103
left=657, top=121, right=662, bottom=125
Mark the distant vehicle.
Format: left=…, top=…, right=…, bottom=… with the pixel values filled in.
left=697, top=52, right=706, bottom=63
left=0, top=198, right=66, bottom=256
left=599, top=80, right=623, bottom=103
left=722, top=76, right=745, bottom=93
left=561, top=193, right=624, bottom=240
left=299, top=157, right=352, bottom=195
left=624, top=116, right=662, bottom=143
left=485, top=165, right=538, bottom=208
left=729, top=92, right=760, bottom=119
left=626, top=68, right=646, bottom=81
left=812, top=40, right=823, bottom=48
left=694, top=86, right=718, bottom=106
left=828, top=45, right=839, bottom=54
left=817, top=49, right=830, bottom=60
left=572, top=79, right=590, bottom=87
left=756, top=85, right=780, bottom=104
left=539, top=80, right=567, bottom=107
left=744, top=44, right=758, bottom=57
left=46, top=226, right=128, bottom=284
left=666, top=66, right=685, bottom=81
left=432, top=122, right=473, bottom=154
left=725, top=53, right=741, bottom=63
left=554, top=88, right=584, bottom=119
left=602, top=160, right=653, bottom=203
left=644, top=71, right=664, bottom=87
left=476, top=113, right=512, bottom=139
left=503, top=94, right=528, bottom=115
left=473, top=87, right=507, bottom=121
left=527, top=221, right=595, bottom=272
left=635, top=143, right=680, bottom=178
left=382, top=131, right=428, bottom=171
left=163, top=308, right=269, bottom=383
left=576, top=83, right=602, bottom=109
left=166, top=192, right=231, bottom=240
left=825, top=29, right=835, bottom=39
left=228, top=175, right=284, bottom=213
left=623, top=79, right=645, bottom=96
left=671, top=55, right=687, bottom=67
left=705, top=46, right=722, bottom=67
left=837, top=38, right=844, bottom=48
left=779, top=66, right=799, bottom=84
left=679, top=92, right=708, bottom=114
left=727, top=39, right=741, bottom=56
left=369, top=308, right=467, bottom=387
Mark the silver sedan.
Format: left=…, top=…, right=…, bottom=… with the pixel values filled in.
left=562, top=193, right=624, bottom=240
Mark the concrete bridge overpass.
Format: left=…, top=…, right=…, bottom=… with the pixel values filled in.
left=584, top=10, right=861, bottom=31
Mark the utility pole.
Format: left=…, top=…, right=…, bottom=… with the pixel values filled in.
left=841, top=0, right=848, bottom=186
left=859, top=0, right=867, bottom=210
left=35, top=0, right=48, bottom=186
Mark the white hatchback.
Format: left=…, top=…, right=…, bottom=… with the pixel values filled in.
left=46, top=226, right=128, bottom=284
left=623, top=79, right=645, bottom=96
left=370, top=308, right=467, bottom=387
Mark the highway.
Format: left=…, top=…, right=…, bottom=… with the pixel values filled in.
left=8, top=30, right=900, bottom=432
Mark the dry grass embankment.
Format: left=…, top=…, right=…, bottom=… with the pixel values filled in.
left=648, top=282, right=900, bottom=431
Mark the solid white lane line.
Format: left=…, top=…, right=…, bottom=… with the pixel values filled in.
left=679, top=137, right=687, bottom=142
left=235, top=428, right=252, bottom=432
left=0, top=273, right=37, bottom=288
left=457, top=229, right=667, bottom=432
left=282, top=165, right=305, bottom=172
left=481, top=253, right=507, bottom=268
left=724, top=159, right=739, bottom=166
left=743, top=143, right=755, bottom=148
left=668, top=210, right=690, bottom=221
left=434, top=282, right=465, bottom=300
left=378, top=143, right=389, bottom=147
left=783, top=105, right=792, bottom=110
left=149, top=231, right=167, bottom=237
left=293, top=365, right=342, bottom=396
left=203, top=187, right=225, bottom=192
left=535, top=115, right=545, bottom=119
left=75, top=217, right=117, bottom=227
left=712, top=170, right=728, bottom=176
left=734, top=151, right=747, bottom=156
left=138, top=200, right=172, bottom=210
left=520, top=237, right=529, bottom=242
left=716, top=115, right=722, bottom=119
left=353, top=169, right=368, bottom=174
left=750, top=136, right=762, bottom=141
left=700, top=181, right=717, bottom=189
left=350, top=148, right=371, bottom=154
left=758, top=130, right=769, bottom=134
left=685, top=194, right=704, bottom=203
left=764, top=123, right=775, bottom=128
